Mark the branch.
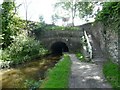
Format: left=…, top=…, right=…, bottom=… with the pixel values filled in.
left=9, top=3, right=22, bottom=20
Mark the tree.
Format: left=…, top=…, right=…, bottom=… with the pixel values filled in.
left=1, top=0, right=24, bottom=49
left=39, top=15, right=45, bottom=23
left=95, top=2, right=120, bottom=33
left=1, top=1, right=16, bottom=49
left=62, top=17, right=70, bottom=26
left=54, top=0, right=94, bottom=26
left=51, top=14, right=60, bottom=25
left=23, top=0, right=32, bottom=30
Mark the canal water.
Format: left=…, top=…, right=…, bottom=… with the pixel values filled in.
left=0, top=55, right=61, bottom=88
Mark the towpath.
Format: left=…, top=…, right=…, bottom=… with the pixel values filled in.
left=69, top=54, right=112, bottom=89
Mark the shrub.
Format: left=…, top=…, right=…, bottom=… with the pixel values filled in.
left=76, top=53, right=85, bottom=62
left=0, top=33, right=47, bottom=65
left=24, top=79, right=42, bottom=89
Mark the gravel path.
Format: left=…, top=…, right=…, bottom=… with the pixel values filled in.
left=69, top=54, right=112, bottom=89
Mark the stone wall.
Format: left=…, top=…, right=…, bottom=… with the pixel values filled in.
left=104, top=27, right=118, bottom=63
left=80, top=22, right=118, bottom=63
left=32, top=30, right=84, bottom=53
left=32, top=22, right=118, bottom=63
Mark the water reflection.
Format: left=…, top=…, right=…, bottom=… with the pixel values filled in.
left=0, top=55, right=61, bottom=88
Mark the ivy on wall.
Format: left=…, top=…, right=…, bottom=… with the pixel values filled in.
left=95, top=2, right=120, bottom=33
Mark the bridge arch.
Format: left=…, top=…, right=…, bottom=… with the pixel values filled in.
left=50, top=41, right=69, bottom=55
left=32, top=30, right=84, bottom=53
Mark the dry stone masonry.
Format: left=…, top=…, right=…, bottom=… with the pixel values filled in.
left=32, top=21, right=118, bottom=63
left=80, top=22, right=118, bottom=63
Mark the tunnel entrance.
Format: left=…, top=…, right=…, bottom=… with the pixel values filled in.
left=51, top=42, right=69, bottom=55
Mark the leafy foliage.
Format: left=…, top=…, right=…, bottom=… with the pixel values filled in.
left=54, top=0, right=94, bottom=25
left=24, top=79, right=42, bottom=89
left=1, top=33, right=47, bottom=65
left=95, top=2, right=120, bottom=32
left=1, top=1, right=25, bottom=49
left=76, top=53, right=85, bottom=62
left=39, top=15, right=45, bottom=24
left=51, top=14, right=60, bottom=25
left=23, top=20, right=39, bottom=31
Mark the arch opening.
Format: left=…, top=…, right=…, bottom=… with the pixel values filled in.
left=51, top=42, right=69, bottom=55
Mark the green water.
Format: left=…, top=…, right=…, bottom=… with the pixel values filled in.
left=0, top=55, right=61, bottom=88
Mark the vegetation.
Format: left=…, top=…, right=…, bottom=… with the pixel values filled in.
left=54, top=0, right=95, bottom=26
left=103, top=60, right=120, bottom=90
left=0, top=0, right=119, bottom=89
left=41, top=54, right=71, bottom=88
left=76, top=53, right=85, bottom=62
left=96, top=3, right=120, bottom=88
left=0, top=33, right=47, bottom=66
left=1, top=1, right=26, bottom=49
left=0, top=1, right=47, bottom=67
left=24, top=79, right=42, bottom=89
left=33, top=24, right=80, bottom=36
left=34, top=24, right=80, bottom=31
left=45, top=25, right=80, bottom=31
left=95, top=2, right=120, bottom=32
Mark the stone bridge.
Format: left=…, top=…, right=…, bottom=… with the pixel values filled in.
left=32, top=30, right=84, bottom=54
left=31, top=22, right=118, bottom=63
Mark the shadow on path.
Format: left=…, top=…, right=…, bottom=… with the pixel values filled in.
left=69, top=54, right=112, bottom=89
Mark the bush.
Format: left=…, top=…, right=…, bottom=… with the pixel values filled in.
left=76, top=53, right=85, bottom=62
left=1, top=33, right=47, bottom=65
left=24, top=79, right=42, bottom=89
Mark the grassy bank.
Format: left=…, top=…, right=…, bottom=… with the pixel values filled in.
left=41, top=54, right=71, bottom=88
left=103, top=60, right=120, bottom=90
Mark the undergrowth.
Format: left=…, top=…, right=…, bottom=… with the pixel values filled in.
left=76, top=53, right=85, bottom=62
left=0, top=33, right=47, bottom=66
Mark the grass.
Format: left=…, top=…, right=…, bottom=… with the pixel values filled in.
left=76, top=53, right=85, bottom=62
left=40, top=54, right=71, bottom=88
left=103, top=60, right=120, bottom=90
